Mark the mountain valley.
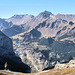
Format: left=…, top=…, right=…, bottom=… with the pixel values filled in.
left=0, top=11, right=75, bottom=74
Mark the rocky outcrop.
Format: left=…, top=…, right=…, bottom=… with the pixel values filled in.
left=67, top=60, right=75, bottom=68
left=54, top=60, right=75, bottom=70
left=54, top=63, right=67, bottom=70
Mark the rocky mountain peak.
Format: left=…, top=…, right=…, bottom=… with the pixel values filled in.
left=11, top=14, right=34, bottom=19
left=6, top=14, right=34, bottom=25
left=41, top=10, right=52, bottom=15
left=37, top=10, right=52, bottom=18
left=11, top=15, right=25, bottom=19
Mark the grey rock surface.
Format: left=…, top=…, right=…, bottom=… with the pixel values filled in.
left=0, top=31, right=13, bottom=56
left=54, top=60, right=75, bottom=70
left=0, top=31, right=31, bottom=73
left=0, top=18, right=13, bottom=31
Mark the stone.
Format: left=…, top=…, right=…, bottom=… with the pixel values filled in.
left=67, top=60, right=75, bottom=68
left=54, top=60, right=75, bottom=70
left=54, top=63, right=67, bottom=70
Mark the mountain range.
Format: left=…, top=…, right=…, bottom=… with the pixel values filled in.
left=0, top=11, right=75, bottom=72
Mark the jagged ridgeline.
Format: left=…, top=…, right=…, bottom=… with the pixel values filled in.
left=0, top=11, right=75, bottom=72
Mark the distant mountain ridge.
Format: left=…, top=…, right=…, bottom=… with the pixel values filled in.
left=56, top=14, right=75, bottom=20
left=0, top=10, right=75, bottom=37
left=6, top=14, right=34, bottom=25
left=1, top=11, right=53, bottom=36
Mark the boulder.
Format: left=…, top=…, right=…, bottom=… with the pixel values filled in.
left=67, top=60, right=75, bottom=68
left=54, top=63, right=67, bottom=70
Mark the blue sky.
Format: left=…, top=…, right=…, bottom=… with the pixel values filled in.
left=0, top=0, right=75, bottom=18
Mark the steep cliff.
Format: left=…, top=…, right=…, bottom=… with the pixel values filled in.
left=0, top=31, right=31, bottom=73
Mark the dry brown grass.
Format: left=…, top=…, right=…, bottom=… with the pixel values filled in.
left=0, top=67, right=75, bottom=75
left=0, top=72, right=8, bottom=75
left=38, top=67, right=75, bottom=75
left=17, top=67, right=75, bottom=75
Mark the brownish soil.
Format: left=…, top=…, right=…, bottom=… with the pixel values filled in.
left=0, top=72, right=8, bottom=75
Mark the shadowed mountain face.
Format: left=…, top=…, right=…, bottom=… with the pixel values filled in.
left=0, top=18, right=13, bottom=30
left=0, top=31, right=31, bottom=73
left=0, top=11, right=75, bottom=72
left=2, top=25, right=25, bottom=37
